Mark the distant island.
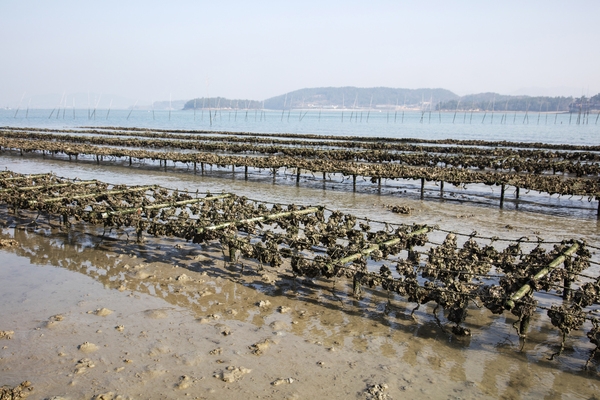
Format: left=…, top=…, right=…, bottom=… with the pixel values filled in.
left=182, top=87, right=600, bottom=112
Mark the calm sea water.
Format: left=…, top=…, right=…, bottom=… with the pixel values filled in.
left=1, top=108, right=598, bottom=145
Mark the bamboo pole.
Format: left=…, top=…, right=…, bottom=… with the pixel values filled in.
left=37, top=186, right=155, bottom=204
left=195, top=207, right=320, bottom=235
left=0, top=180, right=97, bottom=193
left=100, top=193, right=231, bottom=218
left=505, top=242, right=580, bottom=310
left=0, top=174, right=50, bottom=182
left=500, top=184, right=505, bottom=208
left=324, top=226, right=430, bottom=275
left=420, top=178, right=425, bottom=198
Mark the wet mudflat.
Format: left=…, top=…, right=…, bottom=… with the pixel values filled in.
left=0, top=155, right=599, bottom=399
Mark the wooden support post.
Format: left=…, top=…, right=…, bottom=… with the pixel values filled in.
left=129, top=156, right=132, bottom=166
left=500, top=184, right=505, bottom=208
left=296, top=168, right=300, bottom=184
left=352, top=175, right=356, bottom=192
left=193, top=161, right=197, bottom=174
left=420, top=178, right=425, bottom=198
left=96, top=155, right=100, bottom=165
left=378, top=177, right=381, bottom=192
left=322, top=172, right=326, bottom=181
left=515, top=187, right=520, bottom=199
left=244, top=165, right=248, bottom=180
left=563, top=277, right=573, bottom=301
left=272, top=167, right=277, bottom=182
left=201, top=162, right=204, bottom=175
left=164, top=160, right=167, bottom=171
left=440, top=181, right=444, bottom=196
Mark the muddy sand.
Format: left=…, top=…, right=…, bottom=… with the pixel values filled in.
left=0, top=213, right=598, bottom=400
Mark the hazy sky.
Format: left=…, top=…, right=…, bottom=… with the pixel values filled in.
left=1, top=0, right=599, bottom=106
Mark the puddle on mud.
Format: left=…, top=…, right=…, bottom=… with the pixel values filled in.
left=0, top=156, right=599, bottom=399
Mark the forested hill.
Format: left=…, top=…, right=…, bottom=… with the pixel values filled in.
left=183, top=87, right=458, bottom=110
left=263, top=87, right=458, bottom=109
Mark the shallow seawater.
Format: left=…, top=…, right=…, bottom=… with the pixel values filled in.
left=0, top=153, right=600, bottom=399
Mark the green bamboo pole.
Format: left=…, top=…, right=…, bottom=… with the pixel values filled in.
left=39, top=186, right=156, bottom=204
left=505, top=242, right=580, bottom=310
left=324, top=227, right=430, bottom=278
left=100, top=193, right=231, bottom=218
left=0, top=180, right=97, bottom=193
left=195, top=207, right=321, bottom=235
left=0, top=174, right=50, bottom=182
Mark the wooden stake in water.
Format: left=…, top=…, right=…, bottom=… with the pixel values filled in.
left=281, top=93, right=287, bottom=122
left=428, top=95, right=432, bottom=123
left=127, top=100, right=138, bottom=121
left=452, top=99, right=461, bottom=123
left=208, top=97, right=212, bottom=126
left=523, top=101, right=530, bottom=124
left=13, top=92, right=25, bottom=118
left=106, top=99, right=113, bottom=120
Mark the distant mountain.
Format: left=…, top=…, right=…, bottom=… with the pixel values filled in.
left=263, top=87, right=459, bottom=110
left=182, top=87, right=458, bottom=111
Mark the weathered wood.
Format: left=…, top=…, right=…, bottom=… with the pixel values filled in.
left=500, top=184, right=505, bottom=208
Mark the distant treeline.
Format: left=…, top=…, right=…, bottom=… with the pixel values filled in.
left=438, top=93, right=600, bottom=112
left=183, top=97, right=263, bottom=110
left=437, top=94, right=573, bottom=112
